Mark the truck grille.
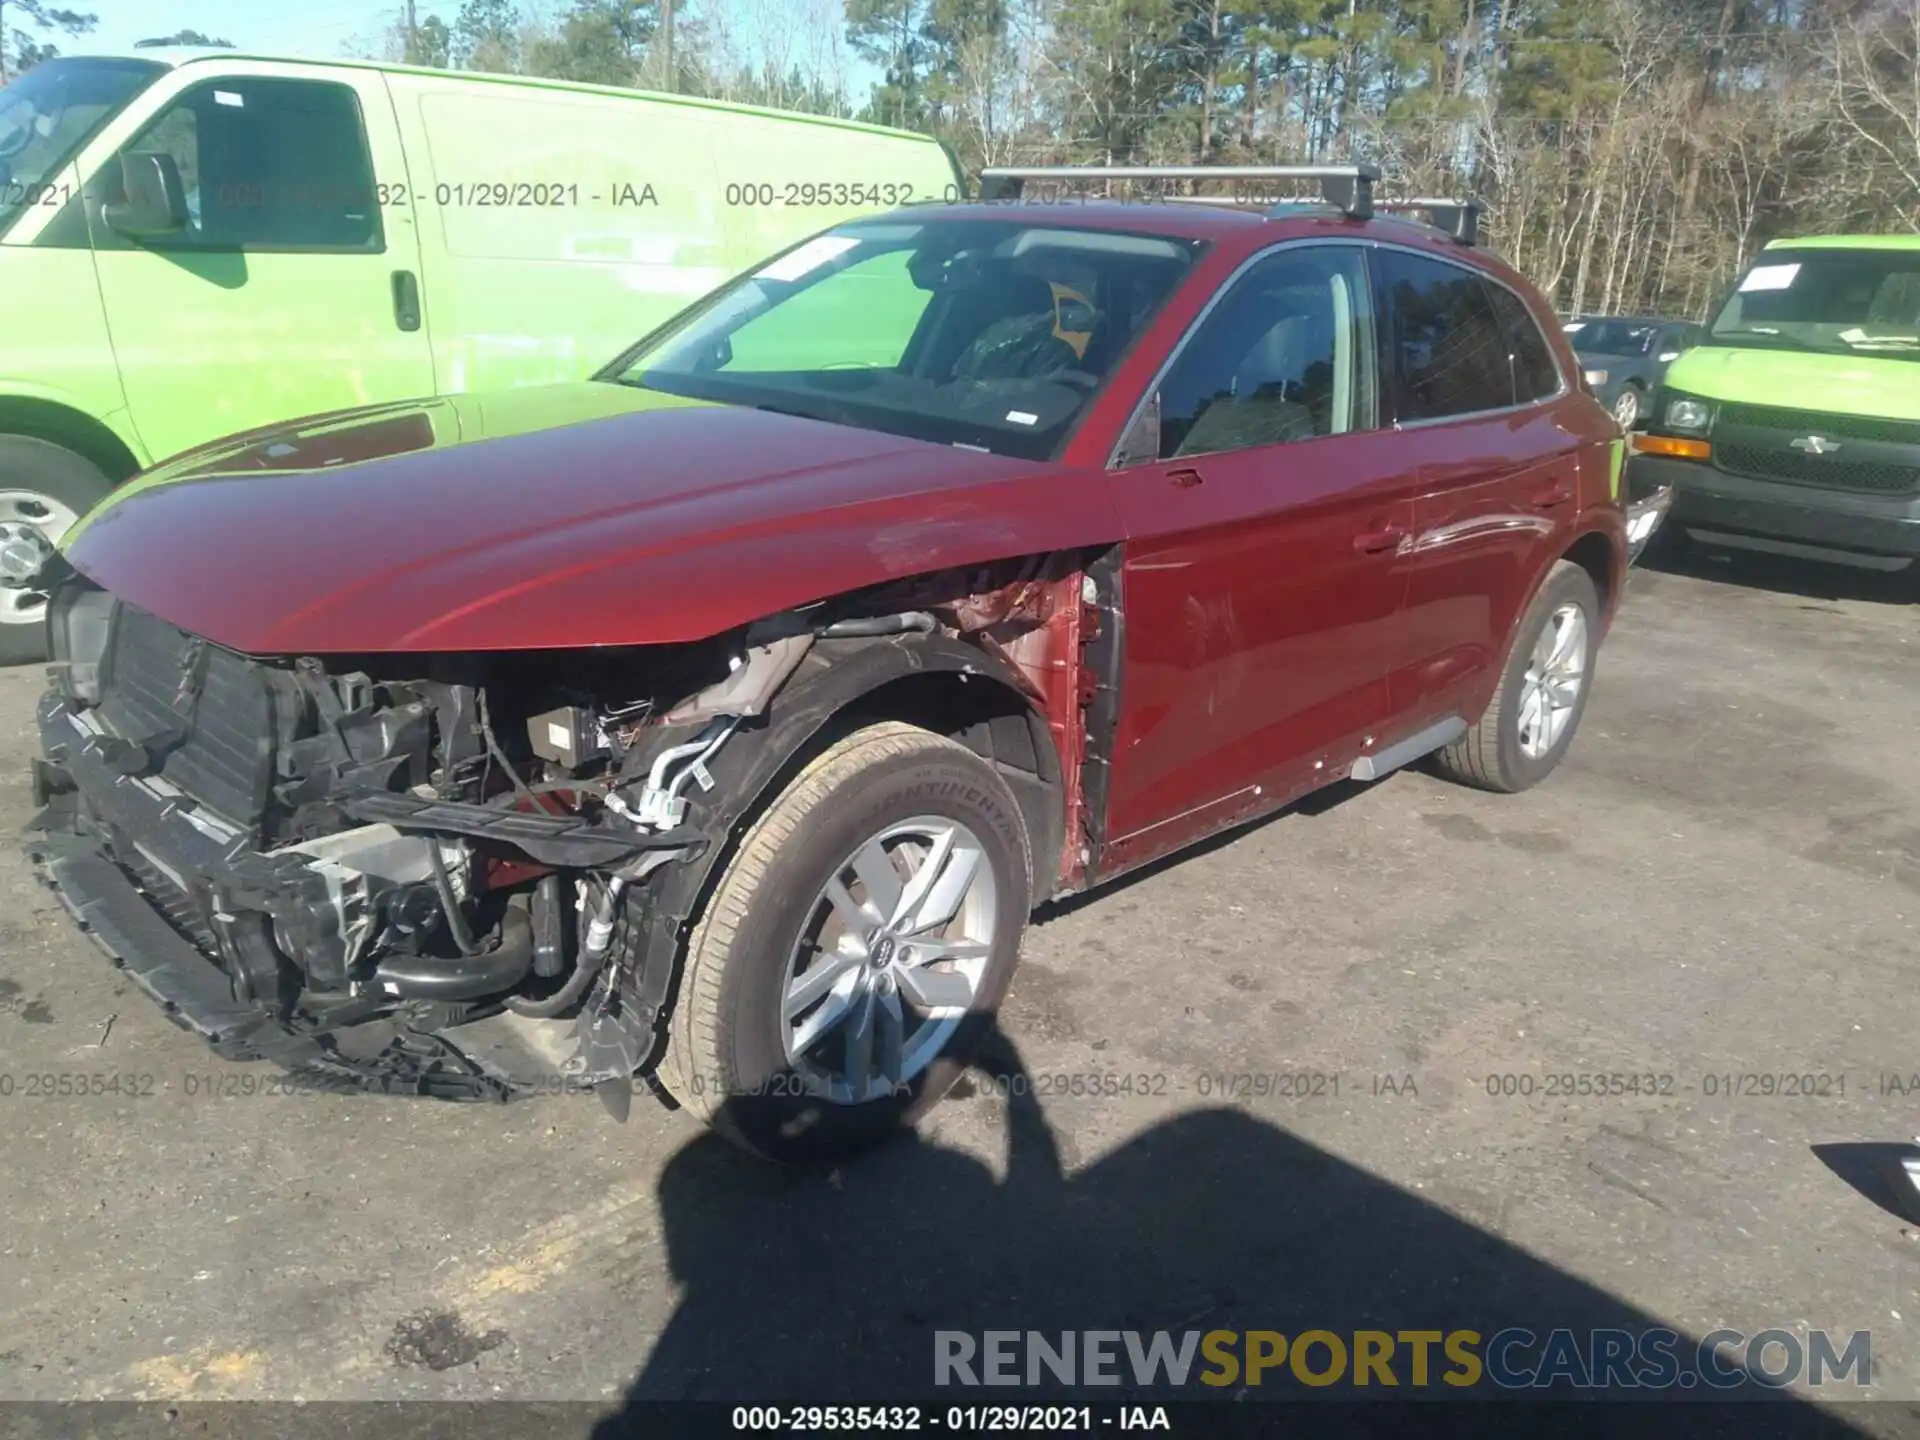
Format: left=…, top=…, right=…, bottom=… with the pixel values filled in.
left=1716, top=444, right=1920, bottom=495
left=95, top=604, right=274, bottom=830
left=1712, top=402, right=1920, bottom=497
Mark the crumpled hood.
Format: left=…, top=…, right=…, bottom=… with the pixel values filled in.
left=1664, top=345, right=1920, bottom=421
left=61, top=382, right=1116, bottom=654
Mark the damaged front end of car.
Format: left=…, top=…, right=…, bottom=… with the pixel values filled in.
left=23, top=551, right=1080, bottom=1107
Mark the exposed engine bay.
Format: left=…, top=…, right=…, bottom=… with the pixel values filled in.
left=25, top=558, right=1084, bottom=1104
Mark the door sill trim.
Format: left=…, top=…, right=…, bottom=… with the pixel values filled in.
left=1350, top=715, right=1467, bottom=781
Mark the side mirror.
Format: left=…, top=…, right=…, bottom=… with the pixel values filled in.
left=1112, top=391, right=1162, bottom=468
left=101, top=151, right=188, bottom=238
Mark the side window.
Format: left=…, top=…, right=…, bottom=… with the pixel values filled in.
left=1156, top=245, right=1377, bottom=461
left=1483, top=280, right=1563, bottom=404
left=110, top=78, right=380, bottom=251
left=1375, top=248, right=1514, bottom=421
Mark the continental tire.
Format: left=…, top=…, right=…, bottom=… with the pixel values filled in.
left=1430, top=560, right=1601, bottom=794
left=656, top=721, right=1032, bottom=1163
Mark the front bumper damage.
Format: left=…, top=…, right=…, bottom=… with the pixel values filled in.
left=28, top=689, right=706, bottom=1101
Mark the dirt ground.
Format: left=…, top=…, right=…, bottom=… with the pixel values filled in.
left=0, top=542, right=1916, bottom=1432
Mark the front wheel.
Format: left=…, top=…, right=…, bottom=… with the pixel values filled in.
left=1430, top=561, right=1601, bottom=794
left=0, top=437, right=116, bottom=666
left=655, top=721, right=1033, bottom=1163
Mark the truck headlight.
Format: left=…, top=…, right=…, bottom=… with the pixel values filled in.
left=1664, top=396, right=1714, bottom=433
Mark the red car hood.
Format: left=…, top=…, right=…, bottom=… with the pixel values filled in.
left=62, top=383, right=1117, bottom=654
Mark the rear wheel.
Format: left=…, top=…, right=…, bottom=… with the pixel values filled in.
left=0, top=437, right=116, bottom=666
left=1611, top=383, right=1643, bottom=430
left=1430, top=561, right=1601, bottom=794
left=656, top=721, right=1032, bottom=1163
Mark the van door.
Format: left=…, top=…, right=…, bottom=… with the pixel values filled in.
left=385, top=77, right=725, bottom=393
left=79, top=62, right=435, bottom=464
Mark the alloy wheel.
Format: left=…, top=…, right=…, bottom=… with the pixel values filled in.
left=779, top=815, right=997, bottom=1105
left=1517, top=602, right=1588, bottom=759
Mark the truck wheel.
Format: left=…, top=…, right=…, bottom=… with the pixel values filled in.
left=1430, top=561, right=1600, bottom=794
left=0, top=437, right=115, bottom=666
left=657, top=721, right=1032, bottom=1163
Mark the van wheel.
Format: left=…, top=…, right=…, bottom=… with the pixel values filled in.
left=0, top=438, right=115, bottom=666
left=1431, top=561, right=1600, bottom=794
left=656, top=721, right=1032, bottom=1164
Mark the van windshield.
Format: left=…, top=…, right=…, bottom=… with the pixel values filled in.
left=1707, top=248, right=1920, bottom=363
left=605, top=218, right=1202, bottom=461
left=0, top=57, right=166, bottom=235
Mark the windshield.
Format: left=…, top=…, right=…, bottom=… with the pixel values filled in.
left=1571, top=319, right=1660, bottom=355
left=1707, top=248, right=1920, bottom=362
left=0, top=57, right=165, bottom=236
left=604, top=218, right=1202, bottom=460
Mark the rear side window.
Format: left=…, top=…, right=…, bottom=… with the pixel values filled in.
left=1375, top=248, right=1513, bottom=421
left=1484, top=281, right=1563, bottom=402
left=109, top=78, right=380, bottom=251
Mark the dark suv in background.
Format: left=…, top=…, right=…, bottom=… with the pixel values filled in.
left=1565, top=316, right=1704, bottom=428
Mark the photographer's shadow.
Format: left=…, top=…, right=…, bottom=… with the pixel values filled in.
left=597, top=1032, right=1870, bottom=1433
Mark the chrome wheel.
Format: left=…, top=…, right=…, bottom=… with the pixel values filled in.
left=0, top=489, right=79, bottom=629
left=780, top=815, right=997, bottom=1105
left=1517, top=603, right=1587, bottom=759
left=1611, top=387, right=1641, bottom=429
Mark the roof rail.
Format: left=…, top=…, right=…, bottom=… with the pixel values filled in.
left=976, top=164, right=1380, bottom=220
left=1374, top=198, right=1483, bottom=246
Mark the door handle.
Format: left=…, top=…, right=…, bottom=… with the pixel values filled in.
left=1353, top=524, right=1408, bottom=554
left=391, top=270, right=422, bottom=333
left=1166, top=467, right=1204, bottom=490
left=1528, top=481, right=1573, bottom=509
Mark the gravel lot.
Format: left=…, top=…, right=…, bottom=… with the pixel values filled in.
left=0, top=544, right=1916, bottom=1430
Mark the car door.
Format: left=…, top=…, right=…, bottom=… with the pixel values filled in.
left=1099, top=241, right=1417, bottom=871
left=81, top=63, right=435, bottom=464
left=1382, top=248, right=1579, bottom=730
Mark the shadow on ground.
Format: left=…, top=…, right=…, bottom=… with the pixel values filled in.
left=1640, top=533, right=1917, bottom=605
left=1813, top=1142, right=1920, bottom=1228
left=590, top=1034, right=1889, bottom=1435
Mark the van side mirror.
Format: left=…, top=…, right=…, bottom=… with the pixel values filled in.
left=101, top=151, right=188, bottom=238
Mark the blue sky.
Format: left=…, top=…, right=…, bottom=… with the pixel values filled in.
left=76, top=0, right=440, bottom=56
left=67, top=2, right=877, bottom=99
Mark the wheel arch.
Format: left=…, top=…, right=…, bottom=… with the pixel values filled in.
left=1560, top=524, right=1621, bottom=627
left=0, top=397, right=145, bottom=484
left=628, top=630, right=1067, bottom=1067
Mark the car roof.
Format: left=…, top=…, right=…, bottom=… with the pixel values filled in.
left=62, top=48, right=940, bottom=144
left=1763, top=234, right=1920, bottom=254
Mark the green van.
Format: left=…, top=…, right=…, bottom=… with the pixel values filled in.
left=1626, top=235, right=1920, bottom=574
left=0, top=47, right=961, bottom=659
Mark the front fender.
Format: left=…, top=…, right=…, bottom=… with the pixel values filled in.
left=623, top=629, right=1064, bottom=1053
